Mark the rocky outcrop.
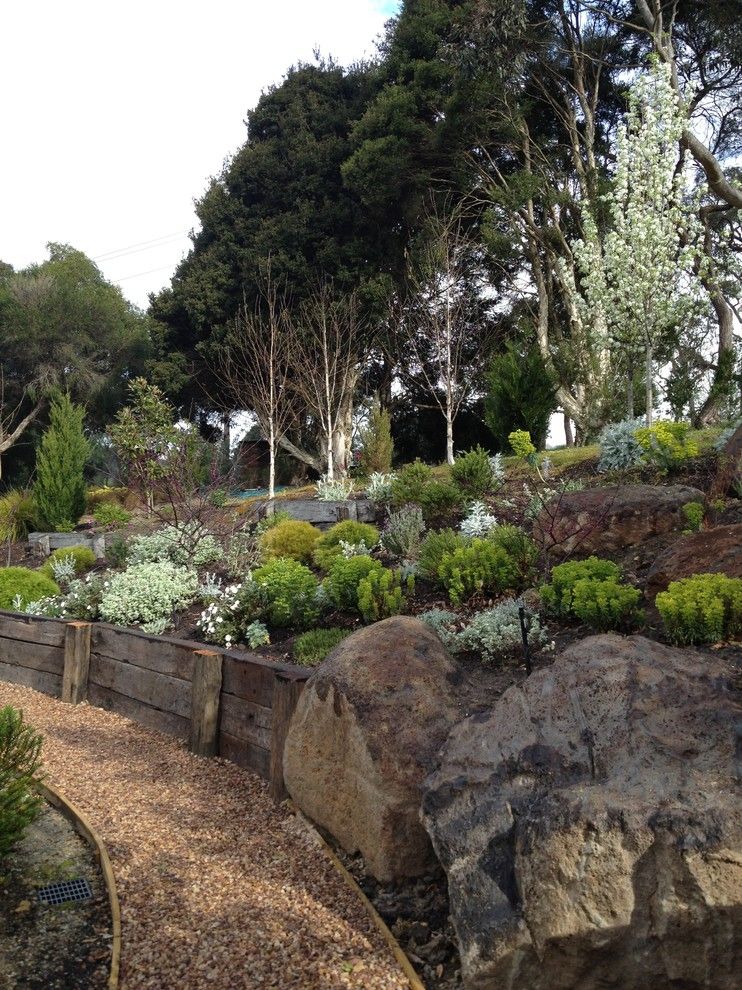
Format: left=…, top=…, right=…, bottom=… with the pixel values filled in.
left=283, top=616, right=462, bottom=881
left=713, top=422, right=742, bottom=497
left=647, top=523, right=742, bottom=597
left=533, top=483, right=705, bottom=555
left=422, top=634, right=741, bottom=990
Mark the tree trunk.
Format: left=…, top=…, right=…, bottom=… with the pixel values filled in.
left=445, top=409, right=454, bottom=466
left=220, top=411, right=231, bottom=473
left=645, top=343, right=653, bottom=426
left=695, top=289, right=736, bottom=426
left=268, top=422, right=276, bottom=499
left=564, top=414, right=574, bottom=448
left=0, top=398, right=46, bottom=479
left=277, top=435, right=322, bottom=474
left=627, top=356, right=635, bottom=420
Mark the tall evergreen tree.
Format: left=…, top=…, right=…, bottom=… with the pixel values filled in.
left=34, top=393, right=89, bottom=531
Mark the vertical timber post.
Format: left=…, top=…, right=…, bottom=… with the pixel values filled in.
left=270, top=671, right=305, bottom=803
left=62, top=622, right=92, bottom=704
left=190, top=650, right=223, bottom=757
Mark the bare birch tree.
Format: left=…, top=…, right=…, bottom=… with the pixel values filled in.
left=403, top=205, right=483, bottom=465
left=215, top=274, right=296, bottom=498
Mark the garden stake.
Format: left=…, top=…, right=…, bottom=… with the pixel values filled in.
left=518, top=604, right=532, bottom=676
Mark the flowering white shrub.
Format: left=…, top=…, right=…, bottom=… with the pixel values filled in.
left=128, top=523, right=221, bottom=568
left=366, top=471, right=396, bottom=503
left=315, top=475, right=353, bottom=501
left=196, top=580, right=270, bottom=648
left=99, top=562, right=198, bottom=632
left=22, top=572, right=107, bottom=620
left=459, top=501, right=498, bottom=538
left=456, top=598, right=549, bottom=664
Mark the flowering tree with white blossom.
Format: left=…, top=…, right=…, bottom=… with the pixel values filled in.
left=564, top=59, right=708, bottom=425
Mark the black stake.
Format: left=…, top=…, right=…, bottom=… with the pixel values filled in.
left=518, top=604, right=532, bottom=676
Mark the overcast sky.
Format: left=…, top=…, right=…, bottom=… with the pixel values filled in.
left=1, top=0, right=399, bottom=309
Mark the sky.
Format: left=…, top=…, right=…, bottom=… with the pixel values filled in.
left=1, top=0, right=400, bottom=309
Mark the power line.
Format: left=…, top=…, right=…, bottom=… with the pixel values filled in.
left=115, top=263, right=179, bottom=282
left=94, top=230, right=190, bottom=262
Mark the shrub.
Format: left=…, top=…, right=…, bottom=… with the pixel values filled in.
left=0, top=706, right=44, bottom=859
left=540, top=557, right=622, bottom=616
left=597, top=418, right=645, bottom=472
left=459, top=501, right=498, bottom=538
left=0, top=491, right=36, bottom=546
left=197, top=581, right=269, bottom=647
left=99, top=562, right=198, bottom=632
left=656, top=573, right=742, bottom=645
left=0, top=568, right=59, bottom=610
left=457, top=598, right=549, bottom=663
left=509, top=429, right=537, bottom=460
left=93, top=502, right=132, bottom=527
left=484, top=343, right=556, bottom=451
left=487, top=525, right=539, bottom=589
left=260, top=519, right=321, bottom=564
left=316, top=475, right=354, bottom=501
left=682, top=501, right=705, bottom=533
left=634, top=421, right=698, bottom=471
left=86, top=486, right=129, bottom=510
left=359, top=402, right=394, bottom=474
left=357, top=567, right=414, bottom=624
left=106, top=536, right=129, bottom=569
left=313, top=520, right=379, bottom=571
left=366, top=472, right=396, bottom=503
left=419, top=608, right=461, bottom=652
left=128, top=523, right=221, bottom=568
left=293, top=627, right=350, bottom=666
left=418, top=529, right=466, bottom=582
left=380, top=506, right=425, bottom=561
left=570, top=578, right=643, bottom=631
left=39, top=546, right=96, bottom=582
left=323, top=555, right=383, bottom=612
left=223, top=529, right=263, bottom=578
left=391, top=462, right=462, bottom=522
left=451, top=446, right=495, bottom=499
left=25, top=572, right=106, bottom=621
left=34, top=393, right=90, bottom=531
left=438, top=540, right=518, bottom=605
left=251, top=558, right=320, bottom=628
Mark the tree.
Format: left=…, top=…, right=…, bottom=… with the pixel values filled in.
left=109, top=378, right=179, bottom=513
left=359, top=400, right=394, bottom=474
left=484, top=342, right=556, bottom=450
left=215, top=271, right=296, bottom=498
left=565, top=59, right=707, bottom=424
left=0, top=245, right=149, bottom=478
left=34, top=393, right=90, bottom=531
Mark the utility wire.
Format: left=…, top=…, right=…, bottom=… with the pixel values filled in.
left=115, top=263, right=179, bottom=282
left=94, top=230, right=190, bottom=262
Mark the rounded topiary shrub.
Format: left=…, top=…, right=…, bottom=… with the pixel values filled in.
left=312, top=520, right=380, bottom=570
left=251, top=558, right=320, bottom=628
left=260, top=519, right=321, bottom=564
left=323, top=555, right=384, bottom=612
left=0, top=568, right=60, bottom=610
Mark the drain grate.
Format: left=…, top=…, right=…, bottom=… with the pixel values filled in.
left=37, top=878, right=92, bottom=906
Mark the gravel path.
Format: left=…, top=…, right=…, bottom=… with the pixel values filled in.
left=1, top=683, right=411, bottom=990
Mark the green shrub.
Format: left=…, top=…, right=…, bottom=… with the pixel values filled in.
left=34, top=393, right=90, bottom=531
left=484, top=344, right=556, bottom=452
left=418, top=529, right=467, bottom=582
left=323, top=555, right=383, bottom=612
left=0, top=491, right=36, bottom=545
left=509, top=429, right=537, bottom=460
left=260, top=519, right=321, bottom=564
left=359, top=402, right=394, bottom=474
left=293, top=627, right=350, bottom=666
left=570, top=578, right=643, bottom=631
left=380, top=505, right=425, bottom=561
left=391, top=462, right=461, bottom=521
left=540, top=557, right=622, bottom=616
left=93, top=502, right=132, bottom=527
left=0, top=568, right=60, bottom=610
left=106, top=535, right=129, bottom=569
left=0, top=706, right=44, bottom=859
left=682, top=501, right=705, bottom=533
left=312, top=520, right=379, bottom=571
left=451, top=446, right=495, bottom=499
left=656, top=573, right=742, bottom=645
left=487, top=525, right=539, bottom=589
left=438, top=540, right=518, bottom=605
left=634, top=421, right=698, bottom=471
left=197, top=581, right=270, bottom=647
left=357, top=567, right=414, bottom=624
left=251, top=558, right=320, bottom=628
left=39, top=545, right=96, bottom=582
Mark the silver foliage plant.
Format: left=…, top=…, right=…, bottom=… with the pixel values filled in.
left=457, top=598, right=550, bottom=664
left=380, top=504, right=426, bottom=561
left=597, top=417, right=646, bottom=472
left=459, top=501, right=498, bottom=538
left=315, top=475, right=354, bottom=501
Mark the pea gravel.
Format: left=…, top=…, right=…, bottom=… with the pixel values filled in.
left=0, top=683, right=411, bottom=990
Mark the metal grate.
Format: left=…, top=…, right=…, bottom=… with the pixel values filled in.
left=37, top=878, right=92, bottom=906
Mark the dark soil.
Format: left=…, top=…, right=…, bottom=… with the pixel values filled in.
left=0, top=801, right=112, bottom=989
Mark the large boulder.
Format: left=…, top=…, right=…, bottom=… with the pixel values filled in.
left=283, top=616, right=462, bottom=881
left=712, top=422, right=742, bottom=497
left=422, top=635, right=741, bottom=990
left=646, top=523, right=742, bottom=598
left=533, top=483, right=705, bottom=555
